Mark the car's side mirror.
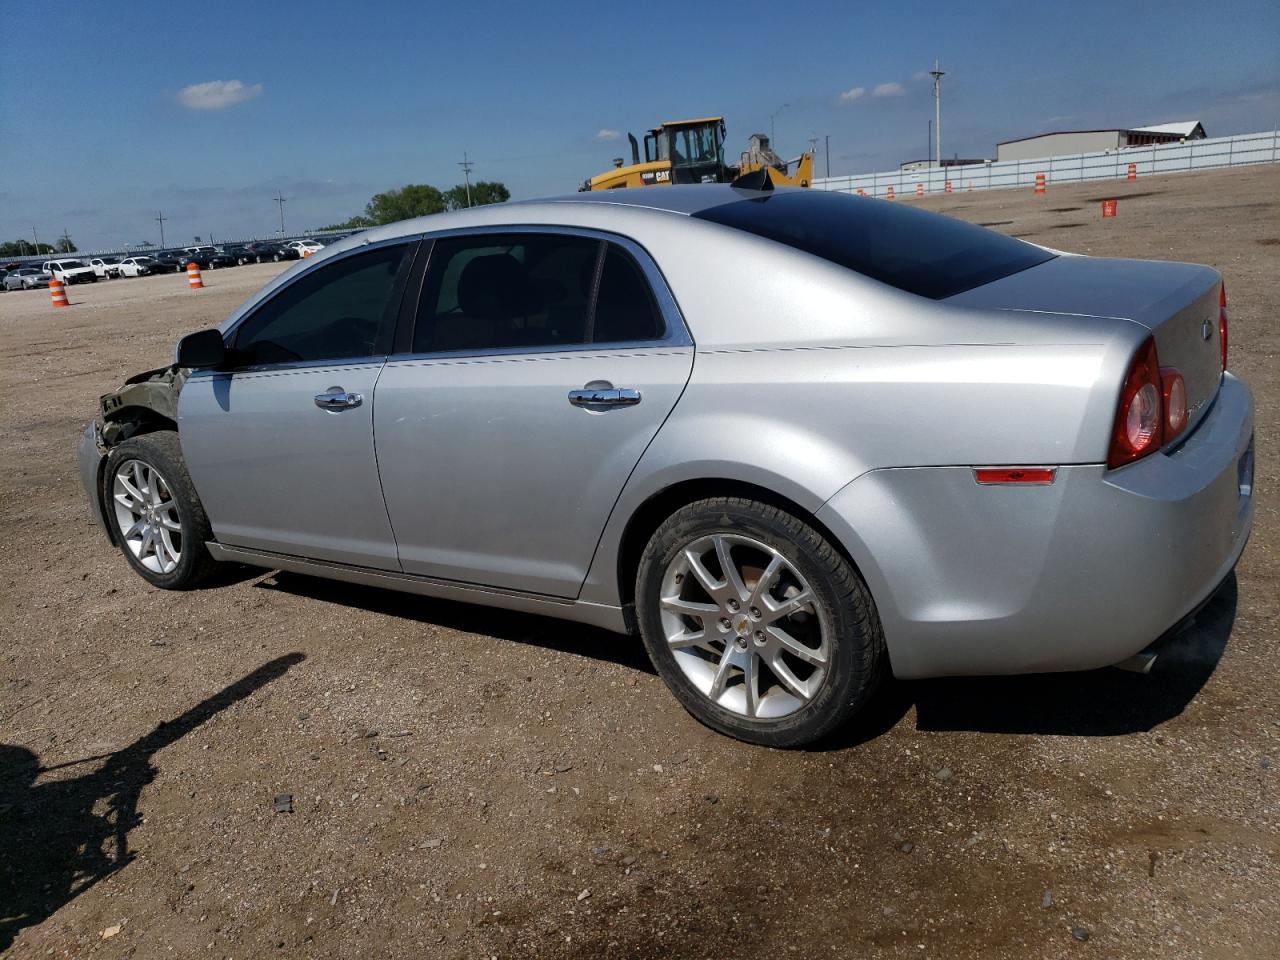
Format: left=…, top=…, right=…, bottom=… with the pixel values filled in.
left=176, top=328, right=227, bottom=369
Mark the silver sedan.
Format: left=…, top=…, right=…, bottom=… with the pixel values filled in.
left=77, top=185, right=1254, bottom=746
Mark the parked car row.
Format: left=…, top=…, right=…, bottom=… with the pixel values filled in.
left=2, top=238, right=342, bottom=290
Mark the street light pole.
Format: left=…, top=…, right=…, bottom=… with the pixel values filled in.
left=825, top=134, right=830, bottom=178
left=770, top=103, right=790, bottom=145
left=930, top=59, right=945, bottom=170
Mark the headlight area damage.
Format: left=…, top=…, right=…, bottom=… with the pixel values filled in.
left=97, top=365, right=189, bottom=445
left=81, top=365, right=190, bottom=545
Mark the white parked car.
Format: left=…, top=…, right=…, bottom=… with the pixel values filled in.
left=89, top=257, right=123, bottom=279
left=286, top=239, right=325, bottom=257
left=42, top=259, right=98, bottom=284
left=117, top=256, right=157, bottom=277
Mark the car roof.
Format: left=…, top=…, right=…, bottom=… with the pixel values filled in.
left=346, top=185, right=776, bottom=250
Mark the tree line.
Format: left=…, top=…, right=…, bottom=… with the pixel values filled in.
left=0, top=238, right=77, bottom=257
left=322, top=181, right=509, bottom=231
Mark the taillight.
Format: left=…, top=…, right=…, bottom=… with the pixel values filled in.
left=1108, top=337, right=1163, bottom=468
left=1219, top=281, right=1228, bottom=372
left=1161, top=367, right=1188, bottom=439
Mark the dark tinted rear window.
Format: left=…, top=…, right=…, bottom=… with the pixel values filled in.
left=693, top=191, right=1055, bottom=299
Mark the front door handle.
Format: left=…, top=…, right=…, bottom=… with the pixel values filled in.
left=568, top=386, right=642, bottom=408
left=314, top=387, right=364, bottom=410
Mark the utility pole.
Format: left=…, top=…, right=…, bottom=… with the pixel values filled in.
left=155, top=211, right=167, bottom=249
left=928, top=119, right=932, bottom=165
left=61, top=228, right=72, bottom=252
left=825, top=134, right=830, bottom=178
left=930, top=59, right=945, bottom=171
left=32, top=226, right=40, bottom=254
left=273, top=191, right=287, bottom=238
left=458, top=152, right=474, bottom=207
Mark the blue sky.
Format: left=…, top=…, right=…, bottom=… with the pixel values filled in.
left=3, top=0, right=1277, bottom=251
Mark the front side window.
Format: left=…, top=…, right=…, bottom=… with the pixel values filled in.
left=232, top=243, right=410, bottom=366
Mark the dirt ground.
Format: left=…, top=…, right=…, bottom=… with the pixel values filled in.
left=1, top=165, right=1277, bottom=960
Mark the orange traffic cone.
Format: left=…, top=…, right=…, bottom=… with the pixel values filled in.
left=1127, top=162, right=1137, bottom=182
left=187, top=262, right=204, bottom=289
left=944, top=180, right=952, bottom=193
left=886, top=185, right=895, bottom=200
left=1034, top=173, right=1047, bottom=194
left=49, top=277, right=69, bottom=308
left=855, top=188, right=866, bottom=196
left=916, top=183, right=924, bottom=197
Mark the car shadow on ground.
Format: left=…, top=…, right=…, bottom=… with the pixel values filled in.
left=0, top=653, right=304, bottom=952
left=256, top=573, right=658, bottom=675
left=257, top=571, right=1235, bottom=748
left=823, top=573, right=1239, bottom=749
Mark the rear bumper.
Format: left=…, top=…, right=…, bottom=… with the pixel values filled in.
left=78, top=421, right=113, bottom=542
left=817, top=373, right=1254, bottom=679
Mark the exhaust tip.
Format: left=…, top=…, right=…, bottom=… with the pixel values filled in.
left=1114, top=651, right=1158, bottom=675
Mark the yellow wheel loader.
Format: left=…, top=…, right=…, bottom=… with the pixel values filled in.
left=581, top=117, right=813, bottom=191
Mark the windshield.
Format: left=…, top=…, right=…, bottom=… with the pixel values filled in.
left=693, top=191, right=1056, bottom=300
left=60, top=260, right=86, bottom=268
left=669, top=124, right=721, bottom=167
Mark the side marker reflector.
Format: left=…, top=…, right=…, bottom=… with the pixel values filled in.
left=974, top=467, right=1057, bottom=485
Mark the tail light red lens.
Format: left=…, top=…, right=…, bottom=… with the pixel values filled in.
left=1161, top=367, right=1188, bottom=438
left=1108, top=337, right=1163, bottom=468
left=1219, top=281, right=1228, bottom=372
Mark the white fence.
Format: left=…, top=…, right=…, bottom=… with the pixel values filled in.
left=812, top=129, right=1280, bottom=197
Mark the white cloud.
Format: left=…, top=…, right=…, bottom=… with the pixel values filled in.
left=595, top=129, right=622, bottom=141
left=839, top=86, right=866, bottom=103
left=178, top=79, right=263, bottom=110
left=873, top=82, right=905, bottom=98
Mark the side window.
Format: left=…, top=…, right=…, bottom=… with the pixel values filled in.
left=232, top=243, right=409, bottom=367
left=591, top=245, right=665, bottom=343
left=413, top=234, right=600, bottom=354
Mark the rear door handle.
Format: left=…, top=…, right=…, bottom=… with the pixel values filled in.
left=568, top=387, right=641, bottom=408
left=314, top=387, right=364, bottom=410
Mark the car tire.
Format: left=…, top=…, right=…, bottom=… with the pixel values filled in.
left=636, top=497, right=885, bottom=748
left=273, top=253, right=281, bottom=262
left=103, top=431, right=219, bottom=590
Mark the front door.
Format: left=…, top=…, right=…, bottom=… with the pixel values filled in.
left=178, top=241, right=415, bottom=569
left=374, top=231, right=694, bottom=597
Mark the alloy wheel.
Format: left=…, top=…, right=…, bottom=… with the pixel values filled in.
left=659, top=534, right=829, bottom=719
left=112, top=459, right=183, bottom=574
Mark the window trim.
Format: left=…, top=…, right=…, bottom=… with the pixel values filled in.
left=396, top=225, right=691, bottom=362
left=219, top=237, right=421, bottom=373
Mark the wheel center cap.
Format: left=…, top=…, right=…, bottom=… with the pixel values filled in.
left=732, top=613, right=750, bottom=635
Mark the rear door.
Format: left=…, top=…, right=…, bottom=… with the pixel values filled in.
left=374, top=230, right=693, bottom=597
left=178, top=241, right=417, bottom=568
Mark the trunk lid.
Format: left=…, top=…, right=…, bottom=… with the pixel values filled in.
left=947, top=253, right=1225, bottom=440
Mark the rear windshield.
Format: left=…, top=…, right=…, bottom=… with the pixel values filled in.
left=693, top=191, right=1055, bottom=300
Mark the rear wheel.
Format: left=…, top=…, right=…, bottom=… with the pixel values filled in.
left=636, top=497, right=885, bottom=747
left=105, top=432, right=219, bottom=590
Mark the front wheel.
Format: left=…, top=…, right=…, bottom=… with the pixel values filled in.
left=636, top=497, right=885, bottom=747
left=104, top=431, right=219, bottom=589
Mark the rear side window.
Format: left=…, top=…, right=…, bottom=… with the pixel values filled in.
left=592, top=246, right=664, bottom=343
left=693, top=191, right=1055, bottom=300
left=232, top=243, right=410, bottom=366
